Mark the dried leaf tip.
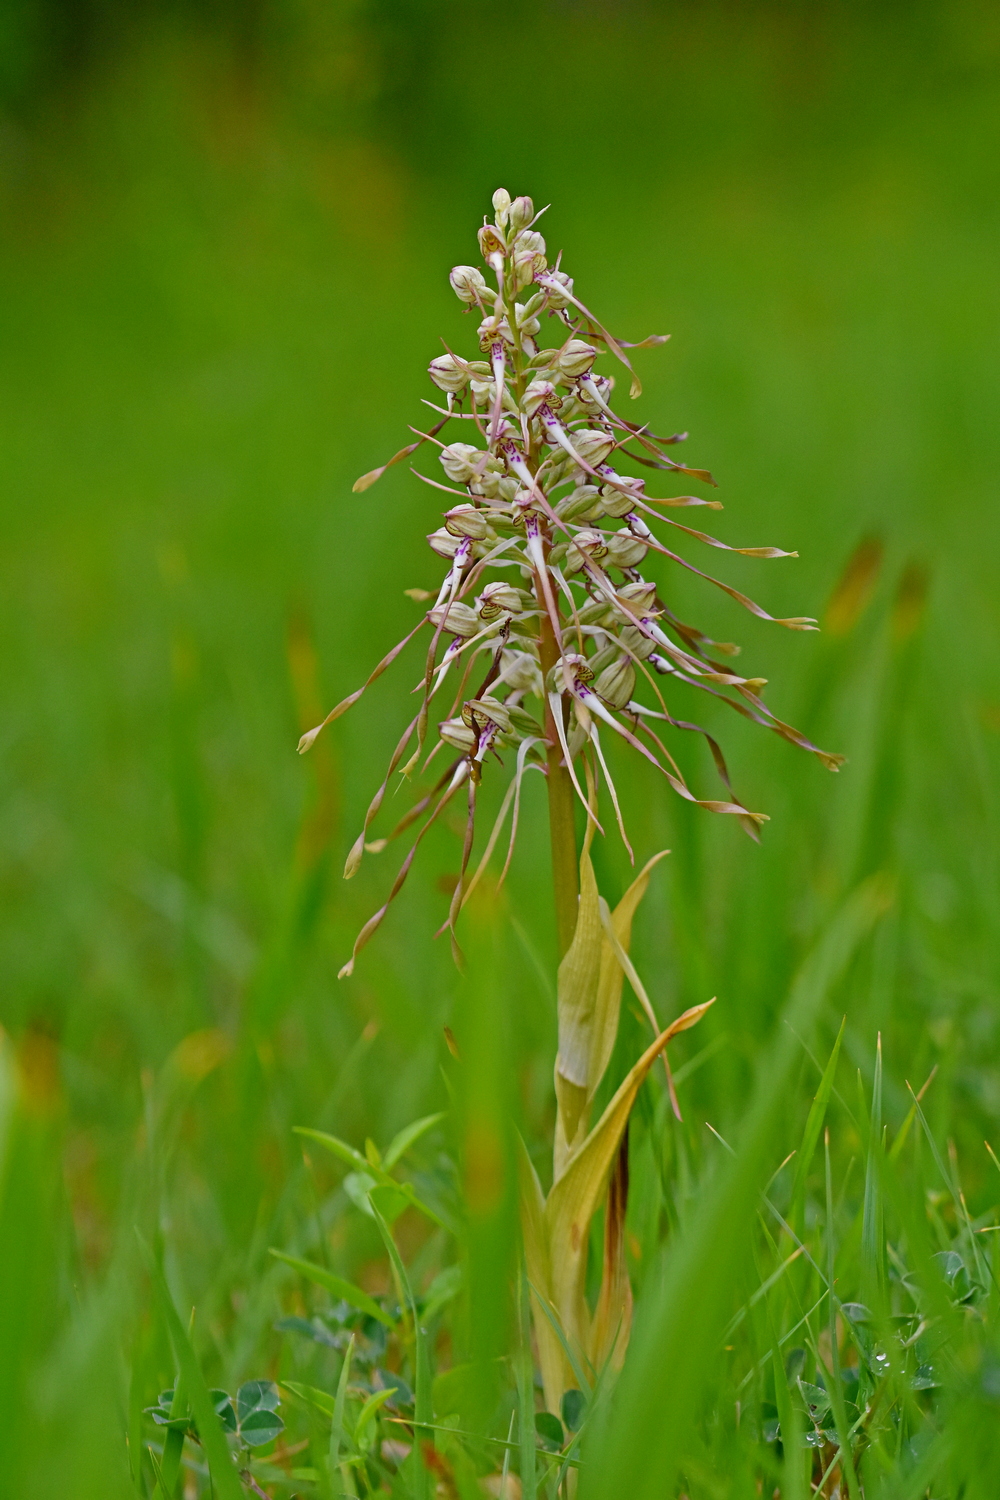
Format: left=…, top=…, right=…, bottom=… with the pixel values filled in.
left=297, top=724, right=323, bottom=755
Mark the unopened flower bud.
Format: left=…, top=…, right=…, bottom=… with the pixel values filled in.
left=468, top=468, right=502, bottom=500
left=440, top=442, right=486, bottom=484
left=619, top=624, right=657, bottom=660
left=514, top=229, right=546, bottom=261
left=427, top=527, right=464, bottom=559
left=571, top=429, right=616, bottom=467
left=462, top=697, right=512, bottom=733
left=491, top=188, right=512, bottom=226
left=567, top=712, right=589, bottom=760
left=558, top=395, right=586, bottom=423
left=439, top=717, right=477, bottom=753
left=520, top=291, right=547, bottom=319
left=619, top=580, right=658, bottom=611
left=556, top=485, right=602, bottom=522
left=506, top=703, right=543, bottom=739
left=542, top=270, right=574, bottom=309
left=428, top=353, right=469, bottom=394
left=594, top=656, right=636, bottom=709
left=509, top=253, right=532, bottom=293
left=598, top=486, right=639, bottom=519
left=588, top=644, right=619, bottom=676
left=577, top=597, right=614, bottom=627
left=477, top=581, right=524, bottom=620
left=558, top=340, right=598, bottom=379
left=429, top=601, right=480, bottom=637
left=514, top=301, right=541, bottom=336
left=500, top=648, right=542, bottom=694
left=449, top=265, right=489, bottom=304
left=606, top=531, right=649, bottom=569
left=444, top=503, right=489, bottom=539
left=508, top=195, right=534, bottom=234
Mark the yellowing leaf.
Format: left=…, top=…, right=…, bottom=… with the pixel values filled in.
left=517, top=1137, right=566, bottom=1413
left=588, top=1133, right=633, bottom=1374
left=588, top=851, right=669, bottom=1103
left=555, top=840, right=603, bottom=1093
left=544, top=1000, right=714, bottom=1402
left=554, top=846, right=668, bottom=1176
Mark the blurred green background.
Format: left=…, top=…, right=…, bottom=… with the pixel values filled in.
left=1, top=0, right=999, bottom=1491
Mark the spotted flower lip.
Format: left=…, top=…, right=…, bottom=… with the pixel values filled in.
left=298, top=189, right=844, bottom=976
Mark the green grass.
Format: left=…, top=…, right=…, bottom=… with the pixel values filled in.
left=1, top=3, right=1000, bottom=1494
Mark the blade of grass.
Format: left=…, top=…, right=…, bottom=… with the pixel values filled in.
left=329, top=1333, right=355, bottom=1493
left=135, top=1232, right=244, bottom=1500
left=790, top=1015, right=845, bottom=1215
left=518, top=1266, right=538, bottom=1500
left=861, top=1034, right=885, bottom=1301
left=825, top=1128, right=862, bottom=1500
left=268, top=1249, right=394, bottom=1326
left=369, top=1195, right=431, bottom=1500
left=382, top=1112, right=446, bottom=1171
left=581, top=875, right=890, bottom=1499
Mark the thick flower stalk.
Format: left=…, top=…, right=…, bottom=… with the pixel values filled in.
left=299, top=187, right=841, bottom=975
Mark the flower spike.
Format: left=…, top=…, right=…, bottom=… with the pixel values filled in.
left=303, top=189, right=841, bottom=973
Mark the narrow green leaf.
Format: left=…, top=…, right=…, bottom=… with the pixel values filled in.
left=518, top=1267, right=537, bottom=1500
left=581, top=876, right=890, bottom=1500
left=368, top=1196, right=430, bottom=1500
left=329, top=1334, right=355, bottom=1484
left=825, top=1131, right=863, bottom=1500
left=791, top=1016, right=845, bottom=1209
left=861, top=1034, right=885, bottom=1299
left=268, top=1249, right=394, bottom=1326
left=296, top=1126, right=447, bottom=1229
left=294, top=1127, right=370, bottom=1174
left=354, top=1386, right=397, bottom=1442
left=281, top=1380, right=336, bottom=1419
left=382, top=1112, right=446, bottom=1170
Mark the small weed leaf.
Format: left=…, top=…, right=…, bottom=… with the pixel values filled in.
left=535, top=1411, right=564, bottom=1451
left=561, top=1388, right=586, bottom=1432
left=236, top=1380, right=280, bottom=1422
left=146, top=1406, right=189, bottom=1431
left=374, top=1369, right=413, bottom=1409
left=797, top=1381, right=832, bottom=1421
left=933, top=1250, right=964, bottom=1284
left=239, top=1407, right=285, bottom=1447
left=211, top=1390, right=237, bottom=1433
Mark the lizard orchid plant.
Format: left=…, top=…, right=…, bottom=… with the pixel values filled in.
left=299, top=188, right=841, bottom=1410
